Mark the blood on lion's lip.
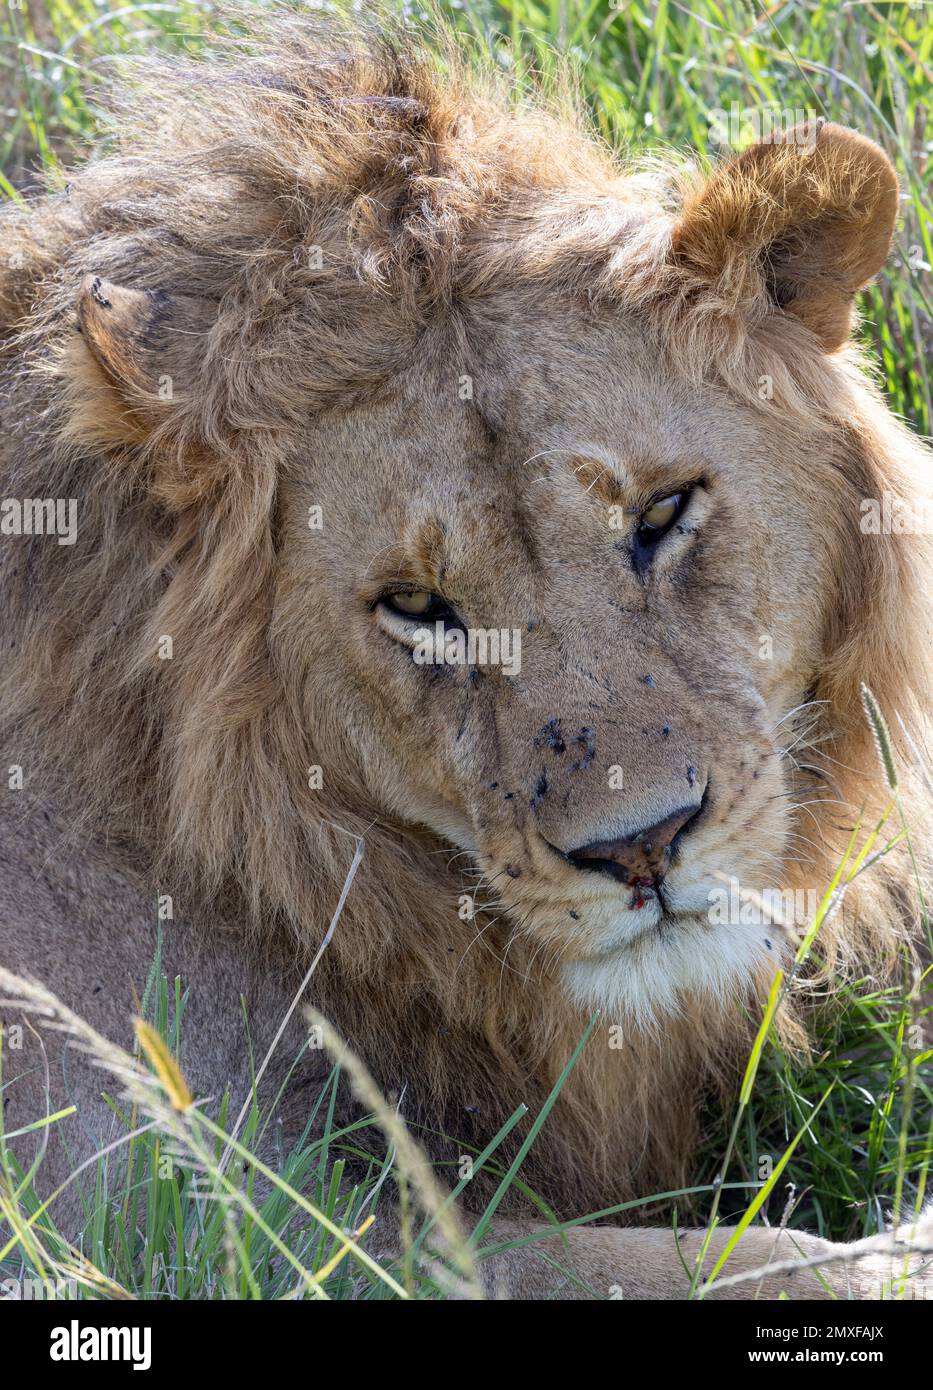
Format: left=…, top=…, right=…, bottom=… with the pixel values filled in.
left=631, top=886, right=659, bottom=911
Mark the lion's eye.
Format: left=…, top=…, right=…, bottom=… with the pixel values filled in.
left=638, top=492, right=685, bottom=538
left=383, top=589, right=444, bottom=619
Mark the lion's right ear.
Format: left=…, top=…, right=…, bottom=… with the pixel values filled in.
left=71, top=274, right=210, bottom=446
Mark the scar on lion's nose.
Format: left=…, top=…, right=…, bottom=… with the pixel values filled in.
left=565, top=804, right=701, bottom=885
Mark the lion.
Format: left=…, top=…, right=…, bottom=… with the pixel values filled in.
left=0, top=9, right=930, bottom=1299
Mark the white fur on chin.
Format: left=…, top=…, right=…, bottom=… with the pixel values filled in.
left=562, top=917, right=780, bottom=1028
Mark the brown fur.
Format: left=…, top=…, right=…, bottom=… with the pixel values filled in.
left=0, top=9, right=930, bottom=1296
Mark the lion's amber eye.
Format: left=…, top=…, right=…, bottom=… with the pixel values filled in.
left=639, top=492, right=684, bottom=535
left=384, top=589, right=438, bottom=618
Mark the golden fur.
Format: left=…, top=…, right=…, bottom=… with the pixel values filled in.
left=1, top=8, right=930, bottom=1256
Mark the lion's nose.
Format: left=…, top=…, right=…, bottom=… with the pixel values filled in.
left=565, top=804, right=701, bottom=886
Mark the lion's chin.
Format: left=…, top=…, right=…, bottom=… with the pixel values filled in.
left=561, top=917, right=778, bottom=1027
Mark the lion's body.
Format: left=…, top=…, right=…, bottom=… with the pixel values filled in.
left=0, top=10, right=930, bottom=1296
left=0, top=796, right=317, bottom=1226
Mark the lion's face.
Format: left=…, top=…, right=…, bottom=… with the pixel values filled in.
left=59, top=98, right=913, bottom=1023
left=277, top=301, right=832, bottom=1016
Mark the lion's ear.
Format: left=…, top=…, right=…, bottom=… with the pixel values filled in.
left=74, top=274, right=210, bottom=442
left=671, top=122, right=898, bottom=351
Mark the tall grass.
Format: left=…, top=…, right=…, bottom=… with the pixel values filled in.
left=0, top=0, right=930, bottom=1299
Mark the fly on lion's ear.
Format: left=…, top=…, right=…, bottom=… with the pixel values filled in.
left=75, top=273, right=210, bottom=411
left=76, top=275, right=167, bottom=396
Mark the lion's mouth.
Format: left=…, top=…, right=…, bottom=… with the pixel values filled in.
left=522, top=885, right=674, bottom=960
left=582, top=893, right=672, bottom=955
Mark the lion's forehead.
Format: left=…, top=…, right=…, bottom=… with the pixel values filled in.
left=298, top=317, right=788, bottom=586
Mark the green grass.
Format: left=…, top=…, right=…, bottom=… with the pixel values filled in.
left=0, top=0, right=931, bottom=1300
left=1, top=824, right=929, bottom=1300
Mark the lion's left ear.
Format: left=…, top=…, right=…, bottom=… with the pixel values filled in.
left=671, top=122, right=898, bottom=351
